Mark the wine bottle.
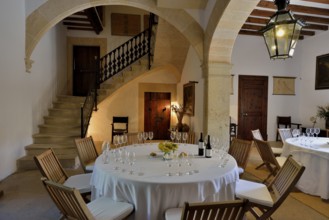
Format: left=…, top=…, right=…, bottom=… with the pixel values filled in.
left=198, top=132, right=204, bottom=156
left=205, top=135, right=212, bottom=158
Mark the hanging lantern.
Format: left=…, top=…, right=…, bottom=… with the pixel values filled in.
left=260, top=0, right=306, bottom=59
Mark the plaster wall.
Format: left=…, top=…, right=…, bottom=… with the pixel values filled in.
left=0, top=1, right=67, bottom=180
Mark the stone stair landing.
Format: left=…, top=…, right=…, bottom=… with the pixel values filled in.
left=17, top=95, right=84, bottom=171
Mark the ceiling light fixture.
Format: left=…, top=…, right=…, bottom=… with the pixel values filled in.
left=260, top=0, right=306, bottom=60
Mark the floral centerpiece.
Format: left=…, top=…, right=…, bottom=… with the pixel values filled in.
left=158, top=141, right=178, bottom=160
left=317, top=104, right=329, bottom=128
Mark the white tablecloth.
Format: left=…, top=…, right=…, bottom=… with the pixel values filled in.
left=90, top=143, right=239, bottom=220
left=282, top=137, right=329, bottom=199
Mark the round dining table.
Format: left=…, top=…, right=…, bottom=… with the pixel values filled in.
left=282, top=137, right=329, bottom=199
left=90, top=143, right=239, bottom=220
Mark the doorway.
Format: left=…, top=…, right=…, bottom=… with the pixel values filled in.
left=73, top=46, right=100, bottom=96
left=238, top=75, right=268, bottom=140
left=144, top=92, right=171, bottom=140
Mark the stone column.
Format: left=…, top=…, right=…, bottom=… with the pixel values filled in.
left=204, top=62, right=232, bottom=149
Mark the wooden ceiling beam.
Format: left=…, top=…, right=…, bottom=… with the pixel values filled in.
left=239, top=30, right=305, bottom=40
left=63, top=17, right=90, bottom=22
left=257, top=0, right=329, bottom=16
left=251, top=9, right=329, bottom=25
left=302, top=0, right=329, bottom=4
left=63, top=22, right=91, bottom=27
left=67, top=27, right=95, bottom=31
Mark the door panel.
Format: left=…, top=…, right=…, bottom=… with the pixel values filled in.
left=144, top=92, right=171, bottom=140
left=73, top=46, right=100, bottom=96
left=238, top=75, right=268, bottom=140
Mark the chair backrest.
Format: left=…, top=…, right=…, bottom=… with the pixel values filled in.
left=41, top=177, right=93, bottom=220
left=34, top=149, right=68, bottom=184
left=277, top=116, right=291, bottom=127
left=278, top=128, right=292, bottom=143
left=181, top=200, right=249, bottom=220
left=253, top=139, right=281, bottom=170
left=112, top=116, right=128, bottom=129
left=251, top=129, right=264, bottom=141
left=229, top=138, right=252, bottom=170
left=261, top=155, right=305, bottom=220
left=75, top=136, right=99, bottom=173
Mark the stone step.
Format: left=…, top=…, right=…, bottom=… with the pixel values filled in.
left=44, top=116, right=81, bottom=126
left=52, top=101, right=83, bottom=109
left=17, top=154, right=79, bottom=171
left=38, top=124, right=80, bottom=134
left=48, top=108, right=81, bottom=117
left=25, top=144, right=77, bottom=156
left=57, top=95, right=85, bottom=103
left=32, top=133, right=80, bottom=145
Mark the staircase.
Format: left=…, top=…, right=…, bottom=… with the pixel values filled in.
left=98, top=56, right=149, bottom=101
left=17, top=96, right=84, bottom=171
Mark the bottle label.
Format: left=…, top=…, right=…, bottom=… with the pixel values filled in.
left=198, top=142, right=204, bottom=149
left=205, top=149, right=212, bottom=158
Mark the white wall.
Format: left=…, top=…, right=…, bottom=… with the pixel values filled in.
left=0, top=1, right=67, bottom=180
left=179, top=46, right=204, bottom=134
left=297, top=31, right=329, bottom=129
left=231, top=32, right=329, bottom=140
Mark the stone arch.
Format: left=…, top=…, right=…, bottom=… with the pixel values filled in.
left=25, top=0, right=203, bottom=72
left=202, top=0, right=258, bottom=145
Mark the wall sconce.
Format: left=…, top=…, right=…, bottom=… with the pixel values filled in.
left=260, top=0, right=306, bottom=59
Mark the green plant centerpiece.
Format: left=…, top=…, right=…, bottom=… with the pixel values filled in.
left=317, top=104, right=329, bottom=128
left=158, top=141, right=178, bottom=160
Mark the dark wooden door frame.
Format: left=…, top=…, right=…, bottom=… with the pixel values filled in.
left=237, top=75, right=268, bottom=140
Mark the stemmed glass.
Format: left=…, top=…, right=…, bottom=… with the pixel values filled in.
left=310, top=128, right=315, bottom=137
left=170, top=131, right=176, bottom=142
left=148, top=131, right=154, bottom=142
left=306, top=128, right=311, bottom=137
left=176, top=132, right=182, bottom=144
left=314, top=128, right=320, bottom=138
left=137, top=132, right=143, bottom=145
left=182, top=132, right=188, bottom=146
left=143, top=132, right=149, bottom=144
left=113, top=135, right=119, bottom=149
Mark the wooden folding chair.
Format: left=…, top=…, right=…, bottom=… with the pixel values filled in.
left=235, top=155, right=305, bottom=220
left=277, top=128, right=292, bottom=144
left=253, top=139, right=287, bottom=183
left=41, top=177, right=134, bottom=220
left=34, top=148, right=91, bottom=199
left=229, top=138, right=252, bottom=176
left=251, top=129, right=283, bottom=170
left=75, top=136, right=99, bottom=173
left=165, top=200, right=249, bottom=220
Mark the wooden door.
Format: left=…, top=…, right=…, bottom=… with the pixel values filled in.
left=144, top=92, right=171, bottom=140
left=238, top=75, right=268, bottom=140
left=73, top=46, right=100, bottom=96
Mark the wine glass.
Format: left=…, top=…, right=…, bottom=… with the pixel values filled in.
left=306, top=128, right=311, bottom=137
left=143, top=132, right=149, bottom=143
left=148, top=131, right=154, bottom=142
left=309, top=128, right=315, bottom=137
left=176, top=132, right=182, bottom=143
left=170, top=131, right=176, bottom=142
left=182, top=132, right=188, bottom=145
left=137, top=132, right=143, bottom=145
left=113, top=135, right=119, bottom=149
left=314, top=127, right=320, bottom=138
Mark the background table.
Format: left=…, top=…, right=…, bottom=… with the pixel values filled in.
left=90, top=143, right=239, bottom=220
left=282, top=137, right=329, bottom=199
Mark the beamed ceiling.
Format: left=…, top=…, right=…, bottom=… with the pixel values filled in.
left=62, top=1, right=329, bottom=40
left=240, top=0, right=329, bottom=39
